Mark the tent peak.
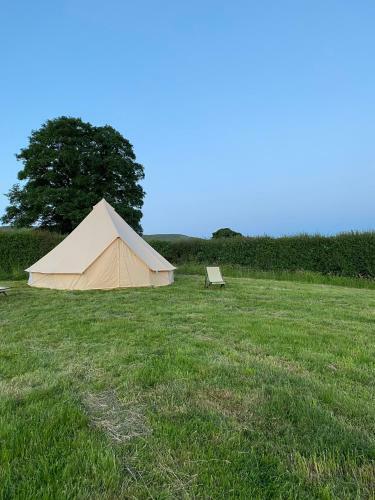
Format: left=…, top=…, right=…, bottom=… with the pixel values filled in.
left=93, top=198, right=113, bottom=210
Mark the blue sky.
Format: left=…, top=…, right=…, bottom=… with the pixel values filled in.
left=1, top=1, right=374, bottom=237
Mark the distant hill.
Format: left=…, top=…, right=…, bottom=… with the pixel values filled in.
left=0, top=227, right=198, bottom=241
left=144, top=233, right=197, bottom=242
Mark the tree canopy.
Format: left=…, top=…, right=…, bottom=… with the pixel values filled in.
left=212, top=228, right=243, bottom=239
left=2, top=117, right=145, bottom=234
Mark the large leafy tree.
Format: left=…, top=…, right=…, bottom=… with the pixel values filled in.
left=2, top=116, right=145, bottom=234
left=212, top=228, right=243, bottom=239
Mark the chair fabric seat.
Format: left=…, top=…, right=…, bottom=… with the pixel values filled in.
left=205, top=267, right=225, bottom=287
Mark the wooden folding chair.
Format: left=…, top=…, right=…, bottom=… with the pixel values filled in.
left=205, top=267, right=225, bottom=288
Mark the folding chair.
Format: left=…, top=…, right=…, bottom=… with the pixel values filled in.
left=205, top=267, right=225, bottom=288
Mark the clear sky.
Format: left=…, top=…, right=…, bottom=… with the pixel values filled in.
left=1, top=1, right=374, bottom=237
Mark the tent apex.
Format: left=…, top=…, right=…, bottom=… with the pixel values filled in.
left=93, top=198, right=111, bottom=210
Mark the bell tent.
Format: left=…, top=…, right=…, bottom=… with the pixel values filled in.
left=26, top=199, right=175, bottom=290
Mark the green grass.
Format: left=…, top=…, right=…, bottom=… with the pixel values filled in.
left=177, top=263, right=375, bottom=290
left=0, top=275, right=374, bottom=498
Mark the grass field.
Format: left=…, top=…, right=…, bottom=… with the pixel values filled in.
left=0, top=275, right=374, bottom=498
left=178, top=264, right=375, bottom=290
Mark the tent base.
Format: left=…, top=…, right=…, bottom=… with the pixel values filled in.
left=28, top=270, right=174, bottom=291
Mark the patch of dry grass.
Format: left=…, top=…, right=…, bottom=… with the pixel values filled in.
left=83, top=390, right=150, bottom=443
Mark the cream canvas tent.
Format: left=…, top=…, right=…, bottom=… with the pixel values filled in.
left=26, top=199, right=176, bottom=290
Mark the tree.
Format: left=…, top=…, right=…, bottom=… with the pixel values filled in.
left=2, top=116, right=145, bottom=234
left=212, top=227, right=242, bottom=239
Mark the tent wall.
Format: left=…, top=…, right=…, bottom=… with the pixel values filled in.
left=150, top=270, right=174, bottom=287
left=118, top=238, right=151, bottom=287
left=28, top=272, right=82, bottom=289
left=76, top=239, right=120, bottom=289
left=28, top=238, right=174, bottom=290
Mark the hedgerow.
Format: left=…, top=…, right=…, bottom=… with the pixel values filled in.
left=150, top=233, right=375, bottom=278
left=1, top=229, right=374, bottom=280
left=0, top=229, right=63, bottom=279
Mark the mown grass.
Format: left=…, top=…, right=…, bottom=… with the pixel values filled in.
left=0, top=275, right=374, bottom=498
left=177, top=263, right=375, bottom=290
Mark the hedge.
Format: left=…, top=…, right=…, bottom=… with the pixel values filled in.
left=0, top=229, right=64, bottom=279
left=1, top=229, right=374, bottom=280
left=150, top=232, right=375, bottom=278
